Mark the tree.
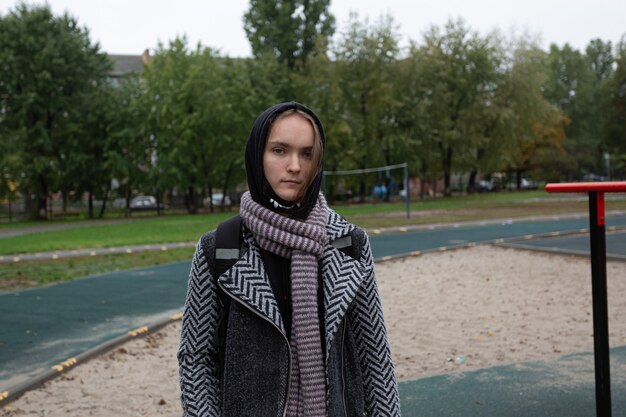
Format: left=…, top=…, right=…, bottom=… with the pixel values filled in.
left=106, top=75, right=150, bottom=217
left=586, top=39, right=615, bottom=176
left=143, top=38, right=206, bottom=214
left=603, top=36, right=626, bottom=177
left=243, top=0, right=335, bottom=71
left=0, top=4, right=110, bottom=219
left=0, top=129, right=19, bottom=221
left=543, top=43, right=596, bottom=176
left=143, top=38, right=260, bottom=214
left=56, top=82, right=117, bottom=219
left=408, top=18, right=502, bottom=196
left=394, top=50, right=442, bottom=198
left=493, top=39, right=571, bottom=185
left=333, top=13, right=400, bottom=200
left=202, top=56, right=256, bottom=211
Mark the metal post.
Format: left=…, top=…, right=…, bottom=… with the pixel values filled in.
left=588, top=191, right=611, bottom=417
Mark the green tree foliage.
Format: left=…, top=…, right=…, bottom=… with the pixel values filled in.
left=106, top=75, right=151, bottom=217
left=496, top=40, right=571, bottom=184
left=60, top=82, right=118, bottom=218
left=243, top=0, right=335, bottom=70
left=543, top=43, right=598, bottom=176
left=142, top=38, right=257, bottom=214
left=586, top=39, right=615, bottom=176
left=0, top=4, right=110, bottom=219
left=406, top=19, right=502, bottom=195
left=332, top=13, right=400, bottom=200
left=394, top=48, right=443, bottom=197
left=603, top=37, right=626, bottom=177
left=0, top=129, right=20, bottom=220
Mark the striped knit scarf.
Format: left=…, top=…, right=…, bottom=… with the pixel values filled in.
left=240, top=191, right=328, bottom=417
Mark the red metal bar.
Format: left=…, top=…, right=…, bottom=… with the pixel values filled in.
left=596, top=193, right=606, bottom=226
left=544, top=181, right=626, bottom=417
left=546, top=181, right=626, bottom=193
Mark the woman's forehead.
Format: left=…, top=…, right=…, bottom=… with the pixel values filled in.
left=267, top=114, right=315, bottom=146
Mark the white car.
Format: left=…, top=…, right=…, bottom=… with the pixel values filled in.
left=130, top=195, right=158, bottom=210
left=204, top=193, right=232, bottom=207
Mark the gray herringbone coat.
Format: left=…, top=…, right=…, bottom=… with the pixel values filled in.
left=178, top=209, right=400, bottom=416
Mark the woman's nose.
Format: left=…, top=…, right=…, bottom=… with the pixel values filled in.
left=287, top=154, right=301, bottom=173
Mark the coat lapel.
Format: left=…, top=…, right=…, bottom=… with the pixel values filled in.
left=322, top=209, right=368, bottom=357
left=217, top=232, right=286, bottom=336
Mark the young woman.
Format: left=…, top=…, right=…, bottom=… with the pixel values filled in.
left=178, top=102, right=400, bottom=417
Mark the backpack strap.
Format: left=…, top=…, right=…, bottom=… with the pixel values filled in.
left=210, top=214, right=243, bottom=379
left=215, top=214, right=243, bottom=278
left=331, top=227, right=366, bottom=260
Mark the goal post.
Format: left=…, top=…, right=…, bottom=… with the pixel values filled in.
left=322, top=162, right=410, bottom=219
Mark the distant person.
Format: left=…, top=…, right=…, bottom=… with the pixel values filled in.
left=178, top=102, right=400, bottom=416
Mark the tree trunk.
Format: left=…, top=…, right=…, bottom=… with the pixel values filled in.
left=359, top=180, right=366, bottom=203
left=156, top=189, right=162, bottom=216
left=328, top=182, right=336, bottom=205
left=88, top=190, right=94, bottom=219
left=125, top=185, right=132, bottom=218
left=221, top=163, right=235, bottom=211
left=207, top=185, right=213, bottom=213
left=437, top=141, right=453, bottom=197
left=36, top=174, right=48, bottom=220
left=62, top=190, right=68, bottom=216
left=99, top=182, right=111, bottom=219
left=419, top=159, right=427, bottom=200
left=188, top=186, right=198, bottom=214
left=467, top=169, right=478, bottom=194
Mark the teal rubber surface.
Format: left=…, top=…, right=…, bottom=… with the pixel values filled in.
left=370, top=215, right=626, bottom=258
left=503, top=230, right=626, bottom=258
left=399, top=345, right=626, bottom=416
left=0, top=262, right=188, bottom=387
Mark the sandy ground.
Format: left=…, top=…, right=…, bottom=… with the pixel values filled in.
left=3, top=245, right=626, bottom=417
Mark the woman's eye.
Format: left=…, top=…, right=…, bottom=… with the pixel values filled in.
left=303, top=150, right=313, bottom=159
left=272, top=148, right=285, bottom=155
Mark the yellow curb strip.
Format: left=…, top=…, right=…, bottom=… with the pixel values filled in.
left=51, top=357, right=77, bottom=373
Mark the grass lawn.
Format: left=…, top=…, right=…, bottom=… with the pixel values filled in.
left=1, top=190, right=625, bottom=291
left=0, top=247, right=194, bottom=291
left=0, top=211, right=234, bottom=255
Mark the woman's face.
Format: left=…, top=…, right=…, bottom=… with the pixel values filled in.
left=263, top=113, right=317, bottom=202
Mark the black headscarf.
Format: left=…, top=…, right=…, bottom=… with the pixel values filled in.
left=245, top=102, right=325, bottom=220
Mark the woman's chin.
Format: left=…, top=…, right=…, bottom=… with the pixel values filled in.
left=275, top=190, right=300, bottom=203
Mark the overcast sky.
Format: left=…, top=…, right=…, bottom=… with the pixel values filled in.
left=1, top=0, right=625, bottom=56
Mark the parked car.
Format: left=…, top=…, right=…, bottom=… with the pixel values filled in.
left=520, top=178, right=538, bottom=190
left=203, top=193, right=232, bottom=208
left=582, top=173, right=608, bottom=182
left=508, top=178, right=538, bottom=190
left=130, top=195, right=165, bottom=211
left=476, top=180, right=497, bottom=193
